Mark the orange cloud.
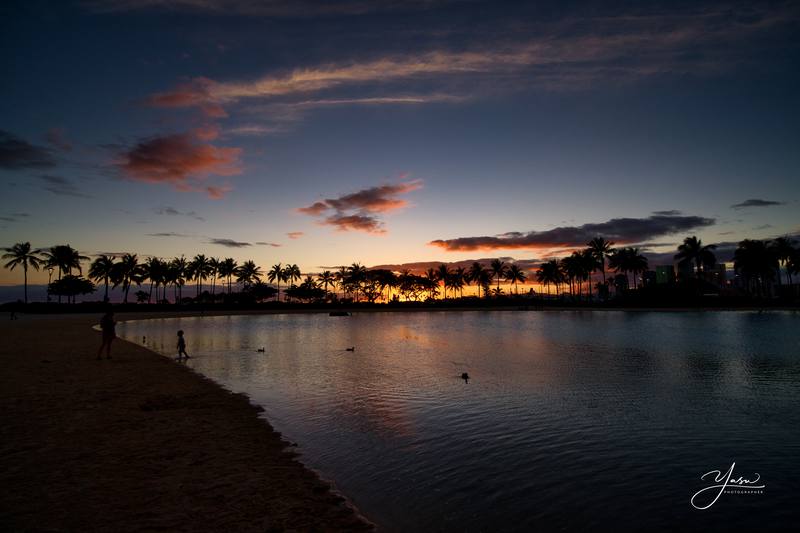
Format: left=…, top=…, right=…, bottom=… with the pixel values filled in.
left=297, top=178, right=421, bottom=234
left=119, top=131, right=241, bottom=198
left=287, top=231, right=305, bottom=239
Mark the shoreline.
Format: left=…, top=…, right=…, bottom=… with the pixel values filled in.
left=0, top=314, right=374, bottom=531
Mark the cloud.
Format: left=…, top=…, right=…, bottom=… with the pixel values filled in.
left=429, top=214, right=716, bottom=252
left=298, top=179, right=421, bottom=233
left=753, top=224, right=774, bottom=230
left=45, top=128, right=72, bottom=151
left=209, top=237, right=251, bottom=247
left=731, top=198, right=785, bottom=209
left=85, top=0, right=459, bottom=17
left=0, top=130, right=56, bottom=169
left=38, top=175, right=92, bottom=198
left=652, top=209, right=682, bottom=216
left=371, top=257, right=543, bottom=275
left=323, top=213, right=386, bottom=234
left=287, top=231, right=304, bottom=239
left=153, top=206, right=205, bottom=221
left=255, top=241, right=281, bottom=247
left=146, top=232, right=190, bottom=237
left=118, top=131, right=242, bottom=198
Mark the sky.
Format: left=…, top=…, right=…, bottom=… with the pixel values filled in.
left=1, top=0, right=799, bottom=286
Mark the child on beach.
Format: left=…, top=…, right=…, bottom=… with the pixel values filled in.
left=97, top=308, right=116, bottom=360
left=177, top=330, right=190, bottom=361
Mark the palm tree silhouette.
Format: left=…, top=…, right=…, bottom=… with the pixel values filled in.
left=170, top=256, right=188, bottom=303
left=112, top=253, right=140, bottom=304
left=469, top=262, right=488, bottom=298
left=490, top=259, right=507, bottom=293
left=189, top=254, right=211, bottom=297
left=142, top=256, right=164, bottom=303
left=734, top=239, right=778, bottom=296
left=504, top=264, right=526, bottom=294
left=425, top=268, right=439, bottom=300
left=236, top=260, right=263, bottom=290
left=217, top=258, right=237, bottom=295
left=346, top=263, right=367, bottom=302
left=770, top=237, right=796, bottom=286
left=587, top=237, right=614, bottom=288
left=283, top=264, right=302, bottom=300
left=436, top=263, right=450, bottom=299
left=318, top=270, right=336, bottom=299
left=675, top=236, right=717, bottom=279
left=89, top=255, right=116, bottom=302
left=41, top=245, right=89, bottom=303
left=2, top=242, right=44, bottom=304
left=268, top=263, right=283, bottom=301
left=452, top=266, right=467, bottom=298
left=208, top=257, right=221, bottom=301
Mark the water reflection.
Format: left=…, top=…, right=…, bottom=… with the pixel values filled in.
left=119, top=310, right=800, bottom=531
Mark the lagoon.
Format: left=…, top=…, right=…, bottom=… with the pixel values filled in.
left=118, top=310, right=800, bottom=531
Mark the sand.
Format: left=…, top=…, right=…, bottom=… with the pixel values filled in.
left=0, top=313, right=373, bottom=532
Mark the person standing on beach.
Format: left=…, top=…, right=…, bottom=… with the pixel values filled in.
left=177, top=330, right=190, bottom=361
left=97, top=308, right=116, bottom=360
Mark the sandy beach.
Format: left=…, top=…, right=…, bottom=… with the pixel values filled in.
left=0, top=313, right=373, bottom=532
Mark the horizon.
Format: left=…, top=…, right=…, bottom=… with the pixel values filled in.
left=2, top=0, right=799, bottom=287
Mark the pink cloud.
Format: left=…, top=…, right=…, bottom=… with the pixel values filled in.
left=119, top=130, right=242, bottom=198
left=297, top=178, right=421, bottom=234
left=287, top=231, right=305, bottom=239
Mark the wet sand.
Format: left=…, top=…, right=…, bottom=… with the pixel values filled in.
left=0, top=314, right=373, bottom=532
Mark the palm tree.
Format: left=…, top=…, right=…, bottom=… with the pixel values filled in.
left=318, top=270, right=336, bottom=299
left=675, top=236, right=717, bottom=279
left=734, top=239, right=777, bottom=297
left=336, top=265, right=349, bottom=299
left=436, top=264, right=450, bottom=299
left=624, top=248, right=649, bottom=289
left=346, top=263, right=367, bottom=302
left=425, top=268, right=439, bottom=300
left=2, top=242, right=44, bottom=304
left=142, top=256, right=164, bottom=303
left=170, top=256, right=188, bottom=303
left=189, top=254, right=211, bottom=297
left=536, top=260, right=561, bottom=296
left=89, top=255, right=116, bottom=302
left=42, top=244, right=88, bottom=303
left=283, top=264, right=302, bottom=300
left=217, top=258, right=237, bottom=295
left=469, top=262, right=489, bottom=298
left=559, top=254, right=580, bottom=297
left=504, top=264, right=526, bottom=295
left=236, top=260, right=263, bottom=290
left=587, top=237, right=614, bottom=288
left=579, top=249, right=599, bottom=299
left=452, top=266, right=467, bottom=298
left=769, top=237, right=796, bottom=286
left=208, top=257, right=221, bottom=301
left=268, top=263, right=284, bottom=300
left=490, top=259, right=507, bottom=293
left=112, top=253, right=140, bottom=304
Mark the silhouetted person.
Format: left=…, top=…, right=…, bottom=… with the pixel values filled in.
left=97, top=308, right=116, bottom=360
left=177, top=330, right=189, bottom=361
left=461, top=372, right=470, bottom=383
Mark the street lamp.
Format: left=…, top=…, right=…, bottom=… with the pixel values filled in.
left=47, top=267, right=54, bottom=303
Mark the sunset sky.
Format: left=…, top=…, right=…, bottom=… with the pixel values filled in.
left=2, top=0, right=799, bottom=285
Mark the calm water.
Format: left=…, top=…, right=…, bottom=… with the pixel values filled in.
left=118, top=311, right=800, bottom=531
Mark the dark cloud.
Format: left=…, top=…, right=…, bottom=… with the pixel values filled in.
left=298, top=179, right=421, bottom=233
left=119, top=131, right=241, bottom=198
left=0, top=212, right=30, bottom=222
left=153, top=206, right=205, bottom=221
left=0, top=130, right=56, bottom=169
left=255, top=241, right=281, bottom=247
left=146, top=232, right=190, bottom=237
left=429, top=215, right=716, bottom=251
left=323, top=213, right=385, bottom=234
left=652, top=210, right=682, bottom=216
left=38, top=175, right=92, bottom=198
left=753, top=224, right=774, bottom=230
left=209, top=237, right=251, bottom=247
left=731, top=198, right=785, bottom=209
left=370, top=257, right=542, bottom=275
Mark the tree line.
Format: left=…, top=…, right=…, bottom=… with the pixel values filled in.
left=3, top=235, right=799, bottom=305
